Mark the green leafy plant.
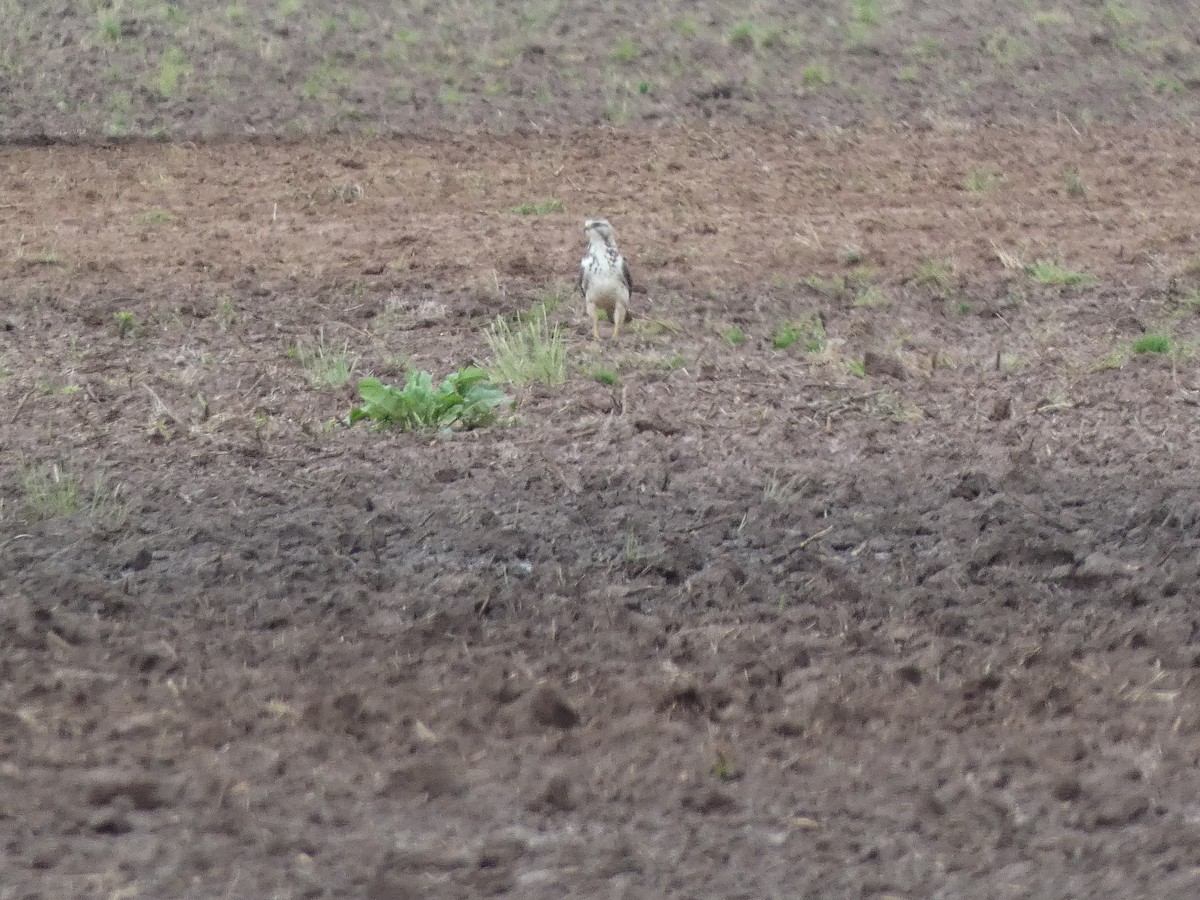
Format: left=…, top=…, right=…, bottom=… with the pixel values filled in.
left=723, top=325, right=746, bottom=345
left=484, top=307, right=566, bottom=385
left=348, top=367, right=507, bottom=431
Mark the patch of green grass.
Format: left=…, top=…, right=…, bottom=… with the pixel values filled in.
left=216, top=296, right=238, bottom=328
left=484, top=307, right=567, bottom=385
left=850, top=0, right=882, bottom=26
left=348, top=367, right=507, bottom=432
left=114, top=310, right=137, bottom=337
left=841, top=245, right=864, bottom=265
left=729, top=22, right=757, bottom=51
left=591, top=367, right=619, bottom=386
left=136, top=209, right=176, bottom=226
left=772, top=317, right=825, bottom=352
left=1131, top=333, right=1171, bottom=354
left=913, top=259, right=954, bottom=291
left=1152, top=74, right=1185, bottom=95
left=676, top=16, right=699, bottom=38
left=847, top=358, right=866, bottom=378
left=1102, top=1, right=1141, bottom=29
left=855, top=285, right=888, bottom=307
left=302, top=58, right=349, bottom=101
left=963, top=167, right=1001, bottom=192
left=897, top=65, right=920, bottom=82
left=155, top=46, right=189, bottom=99
left=772, top=322, right=800, bottom=349
left=438, top=86, right=465, bottom=105
left=512, top=198, right=565, bottom=216
left=19, top=461, right=124, bottom=523
left=803, top=61, right=833, bottom=87
left=805, top=274, right=846, bottom=298
left=907, top=37, right=941, bottom=63
left=22, top=250, right=65, bottom=268
left=98, top=13, right=121, bottom=41
left=294, top=330, right=358, bottom=388
left=613, top=37, right=640, bottom=63
left=347, top=9, right=369, bottom=30
left=1026, top=259, right=1095, bottom=287
left=224, top=4, right=248, bottom=25
left=723, top=325, right=746, bottom=345
left=1031, top=8, right=1071, bottom=26
left=984, top=29, right=1030, bottom=67
left=1064, top=169, right=1086, bottom=197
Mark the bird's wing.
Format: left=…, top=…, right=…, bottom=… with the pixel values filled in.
left=620, top=257, right=633, bottom=295
left=579, top=259, right=589, bottom=296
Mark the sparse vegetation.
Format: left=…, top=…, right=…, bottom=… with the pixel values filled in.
left=803, top=61, right=834, bottom=87
left=155, top=47, right=189, bottom=99
left=1132, top=333, right=1171, bottom=355
left=773, top=316, right=824, bottom=352
left=723, top=325, right=746, bottom=345
left=964, top=167, right=1001, bottom=192
left=1026, top=259, right=1094, bottom=287
left=348, top=367, right=507, bottom=431
left=590, top=367, right=619, bottom=386
left=613, top=37, right=640, bottom=63
left=1064, top=169, right=1087, bottom=197
left=512, top=198, right=565, bottom=216
left=913, top=259, right=954, bottom=291
left=293, top=330, right=358, bottom=387
left=484, top=307, right=567, bottom=385
left=18, top=461, right=124, bottom=523
left=114, top=310, right=137, bottom=337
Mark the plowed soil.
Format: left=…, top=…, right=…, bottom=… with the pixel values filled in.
left=5, top=121, right=1200, bottom=897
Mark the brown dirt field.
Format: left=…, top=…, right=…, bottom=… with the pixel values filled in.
left=5, top=124, right=1200, bottom=899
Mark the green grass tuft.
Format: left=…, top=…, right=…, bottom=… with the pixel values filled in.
left=293, top=330, right=358, bottom=387
left=1026, top=259, right=1095, bottom=287
left=512, top=198, right=565, bottom=215
left=1131, top=333, right=1171, bottom=354
left=484, top=307, right=567, bottom=385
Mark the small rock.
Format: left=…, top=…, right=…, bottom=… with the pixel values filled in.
left=989, top=397, right=1013, bottom=421
left=1052, top=777, right=1083, bottom=802
left=863, top=350, right=908, bottom=380
left=124, top=548, right=153, bottom=572
left=1093, top=794, right=1149, bottom=828
left=682, top=787, right=738, bottom=814
left=379, top=760, right=465, bottom=800
left=531, top=773, right=576, bottom=812
left=84, top=770, right=170, bottom=810
left=528, top=685, right=580, bottom=730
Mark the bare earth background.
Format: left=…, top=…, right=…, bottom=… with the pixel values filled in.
left=4, top=2, right=1200, bottom=898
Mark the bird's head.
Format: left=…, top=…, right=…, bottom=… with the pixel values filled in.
left=583, top=218, right=617, bottom=247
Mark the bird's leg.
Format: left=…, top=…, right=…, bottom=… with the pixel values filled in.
left=612, top=302, right=626, bottom=340
left=592, top=314, right=601, bottom=341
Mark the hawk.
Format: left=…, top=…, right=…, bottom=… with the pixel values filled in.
left=578, top=217, right=633, bottom=341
